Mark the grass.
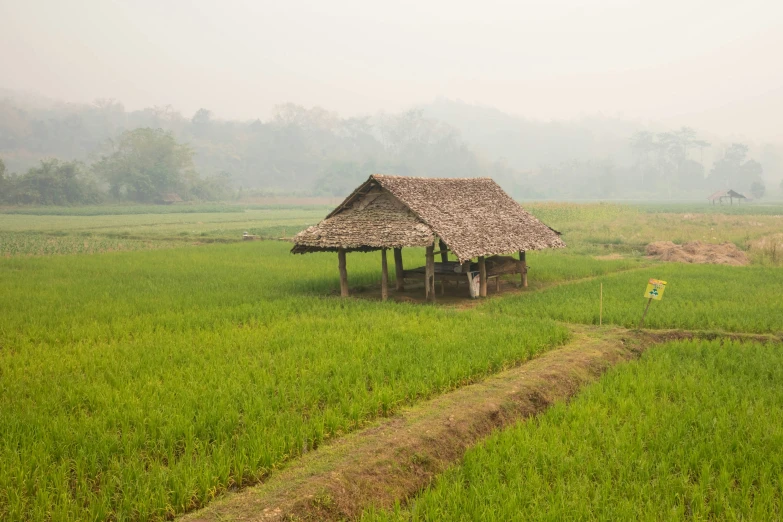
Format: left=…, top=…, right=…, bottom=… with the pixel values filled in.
left=0, top=203, right=247, bottom=216
left=0, top=242, right=572, bottom=521
left=486, top=263, right=783, bottom=333
left=0, top=208, right=327, bottom=257
left=365, top=339, right=783, bottom=521
left=0, top=231, right=189, bottom=257
left=0, top=202, right=336, bottom=216
left=3, top=201, right=783, bottom=520
left=631, top=201, right=783, bottom=215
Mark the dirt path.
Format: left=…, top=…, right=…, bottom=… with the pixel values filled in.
left=183, top=326, right=673, bottom=522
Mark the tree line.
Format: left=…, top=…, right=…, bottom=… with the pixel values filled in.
left=0, top=128, right=229, bottom=205
left=0, top=93, right=780, bottom=204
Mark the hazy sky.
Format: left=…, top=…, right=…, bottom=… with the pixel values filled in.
left=1, top=0, right=781, bottom=139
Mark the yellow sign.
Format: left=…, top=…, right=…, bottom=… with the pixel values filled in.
left=644, top=279, right=667, bottom=300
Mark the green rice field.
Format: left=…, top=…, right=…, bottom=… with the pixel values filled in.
left=365, top=339, right=783, bottom=521
left=486, top=263, right=783, bottom=333
left=0, top=242, right=574, bottom=520
left=1, top=201, right=782, bottom=521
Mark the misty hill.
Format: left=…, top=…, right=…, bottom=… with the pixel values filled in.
left=1, top=89, right=781, bottom=201
left=419, top=99, right=644, bottom=170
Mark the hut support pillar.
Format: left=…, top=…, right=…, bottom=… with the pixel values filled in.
left=519, top=250, right=528, bottom=288
left=381, top=248, right=388, bottom=302
left=439, top=239, right=448, bottom=294
left=338, top=249, right=349, bottom=297
left=393, top=248, right=404, bottom=291
left=425, top=245, right=435, bottom=302
left=479, top=256, right=487, bottom=297
left=439, top=239, right=449, bottom=263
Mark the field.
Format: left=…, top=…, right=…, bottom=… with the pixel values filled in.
left=486, top=263, right=783, bottom=333
left=365, top=339, right=783, bottom=520
left=1, top=201, right=782, bottom=521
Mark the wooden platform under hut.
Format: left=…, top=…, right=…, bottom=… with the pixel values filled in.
left=291, top=174, right=565, bottom=301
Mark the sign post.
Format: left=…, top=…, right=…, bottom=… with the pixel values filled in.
left=599, top=283, right=603, bottom=326
left=639, top=279, right=666, bottom=329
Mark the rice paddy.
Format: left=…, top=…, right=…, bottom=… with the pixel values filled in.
left=365, top=339, right=783, bottom=521
left=486, top=263, right=783, bottom=333
left=1, top=201, right=782, bottom=521
left=0, top=242, right=574, bottom=520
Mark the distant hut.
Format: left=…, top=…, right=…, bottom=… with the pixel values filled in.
left=159, top=192, right=183, bottom=205
left=708, top=189, right=746, bottom=205
left=291, top=174, right=565, bottom=301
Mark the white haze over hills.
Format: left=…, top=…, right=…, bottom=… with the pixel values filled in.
left=1, top=0, right=781, bottom=141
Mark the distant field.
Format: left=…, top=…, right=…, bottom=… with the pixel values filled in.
left=525, top=202, right=783, bottom=263
left=0, top=202, right=336, bottom=216
left=365, top=339, right=783, bottom=521
left=3, top=201, right=782, bottom=261
left=631, top=201, right=783, bottom=215
left=0, top=208, right=327, bottom=256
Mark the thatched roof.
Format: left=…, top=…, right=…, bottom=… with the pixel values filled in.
left=292, top=174, right=565, bottom=262
left=708, top=189, right=746, bottom=201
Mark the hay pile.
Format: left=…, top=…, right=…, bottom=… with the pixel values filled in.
left=646, top=241, right=749, bottom=266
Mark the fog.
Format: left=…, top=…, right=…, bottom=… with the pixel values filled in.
left=3, top=0, right=781, bottom=137
left=1, top=0, right=782, bottom=202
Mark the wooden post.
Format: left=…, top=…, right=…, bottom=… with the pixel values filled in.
left=599, top=283, right=603, bottom=326
left=519, top=250, right=528, bottom=288
left=439, top=240, right=448, bottom=294
left=478, top=256, right=487, bottom=297
left=495, top=277, right=499, bottom=292
left=638, top=298, right=653, bottom=329
left=381, top=248, right=388, bottom=302
left=338, top=249, right=349, bottom=297
left=393, top=248, right=404, bottom=291
left=425, top=245, right=435, bottom=302
left=439, top=239, right=449, bottom=263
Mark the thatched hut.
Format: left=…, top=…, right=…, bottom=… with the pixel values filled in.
left=292, top=174, right=565, bottom=300
left=708, top=189, right=746, bottom=205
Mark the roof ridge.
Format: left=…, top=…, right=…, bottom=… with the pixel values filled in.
left=371, top=174, right=494, bottom=181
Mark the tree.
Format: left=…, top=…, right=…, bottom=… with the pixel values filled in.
left=629, top=128, right=709, bottom=197
left=0, top=157, right=6, bottom=201
left=709, top=143, right=763, bottom=193
left=4, top=160, right=101, bottom=205
left=750, top=180, right=765, bottom=199
left=191, top=108, right=212, bottom=126
left=94, top=128, right=195, bottom=202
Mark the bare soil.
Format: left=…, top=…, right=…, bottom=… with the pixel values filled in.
left=183, top=326, right=760, bottom=522
left=646, top=240, right=749, bottom=266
